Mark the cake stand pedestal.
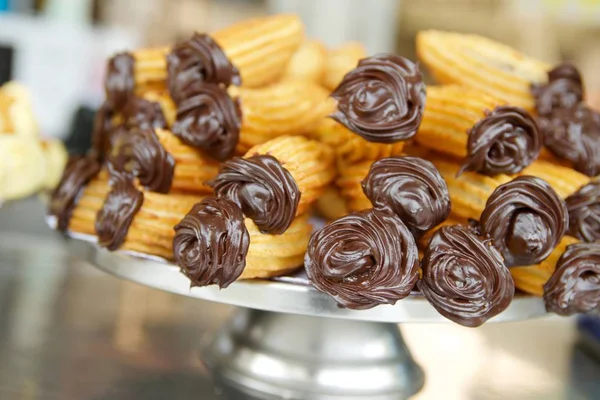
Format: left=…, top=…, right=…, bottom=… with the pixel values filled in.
left=75, top=241, right=547, bottom=399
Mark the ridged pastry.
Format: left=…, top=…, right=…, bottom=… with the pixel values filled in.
left=335, top=159, right=372, bottom=212
left=510, top=236, right=580, bottom=296
left=416, top=30, right=550, bottom=111
left=282, top=40, right=327, bottom=84
left=414, top=85, right=542, bottom=176
left=108, top=127, right=219, bottom=194
left=311, top=117, right=405, bottom=168
left=322, top=42, right=366, bottom=90
left=0, top=135, right=45, bottom=201
left=314, top=185, right=350, bottom=221
left=172, top=197, right=311, bottom=287
left=232, top=80, right=334, bottom=152
left=209, top=135, right=335, bottom=234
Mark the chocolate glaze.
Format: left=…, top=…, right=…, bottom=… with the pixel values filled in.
left=208, top=155, right=300, bottom=234
left=566, top=179, right=600, bottom=242
left=460, top=106, right=541, bottom=176
left=544, top=242, right=600, bottom=316
left=122, top=97, right=167, bottom=130
left=172, top=82, right=242, bottom=161
left=167, top=33, right=241, bottom=105
left=49, top=156, right=101, bottom=231
left=304, top=209, right=419, bottom=310
left=480, top=176, right=568, bottom=267
left=108, top=127, right=175, bottom=193
left=95, top=175, right=144, bottom=251
left=330, top=54, right=425, bottom=143
left=105, top=52, right=135, bottom=110
left=539, top=104, right=600, bottom=177
left=361, top=156, right=450, bottom=238
left=173, top=197, right=250, bottom=288
left=91, top=102, right=115, bottom=162
left=533, top=63, right=583, bottom=117
left=418, top=225, right=515, bottom=327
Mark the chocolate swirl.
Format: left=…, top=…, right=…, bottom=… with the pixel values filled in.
left=91, top=102, right=115, bottom=162
left=208, top=155, right=300, bottom=234
left=172, top=82, right=242, bottom=161
left=95, top=176, right=144, bottom=251
left=107, top=127, right=175, bottom=193
left=105, top=52, right=135, bottom=110
left=330, top=54, right=425, bottom=143
left=544, top=242, right=600, bottom=316
left=540, top=104, right=600, bottom=177
left=460, top=106, right=542, bottom=176
left=418, top=225, right=515, bottom=327
left=122, top=97, right=167, bottom=130
left=362, top=156, right=450, bottom=238
left=533, top=63, right=583, bottom=117
left=49, top=156, right=101, bottom=231
left=304, top=209, right=419, bottom=310
left=566, top=179, right=600, bottom=242
left=167, top=33, right=241, bottom=104
left=480, top=176, right=568, bottom=267
left=173, top=197, right=249, bottom=288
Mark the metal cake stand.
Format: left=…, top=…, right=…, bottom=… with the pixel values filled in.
left=72, top=240, right=548, bottom=399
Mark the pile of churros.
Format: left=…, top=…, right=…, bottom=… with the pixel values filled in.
left=47, top=15, right=599, bottom=327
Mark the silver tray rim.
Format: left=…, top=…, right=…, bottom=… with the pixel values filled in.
left=69, top=238, right=549, bottom=324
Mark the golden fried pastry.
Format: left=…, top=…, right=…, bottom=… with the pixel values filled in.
left=40, top=138, right=68, bottom=190
left=335, top=159, right=372, bottom=212
left=415, top=85, right=542, bottom=176
left=510, top=236, right=580, bottom=296
left=210, top=135, right=335, bottom=234
left=0, top=81, right=39, bottom=137
left=69, top=176, right=111, bottom=236
left=314, top=185, right=350, bottom=221
left=282, top=40, right=327, bottom=84
left=107, top=127, right=220, bottom=194
left=311, top=117, right=405, bottom=168
left=0, top=135, right=45, bottom=201
left=416, top=30, right=550, bottom=111
left=232, top=80, right=334, bottom=152
left=173, top=198, right=312, bottom=287
left=322, top=42, right=366, bottom=90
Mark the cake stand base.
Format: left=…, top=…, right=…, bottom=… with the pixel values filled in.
left=204, top=308, right=425, bottom=399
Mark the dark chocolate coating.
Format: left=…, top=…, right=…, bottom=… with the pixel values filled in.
left=539, top=104, right=600, bottom=177
left=566, top=179, right=600, bottom=242
left=480, top=176, right=568, bottom=267
left=208, top=155, right=300, bottom=234
left=418, top=225, right=515, bottom=327
left=304, top=209, right=419, bottom=310
left=105, top=52, right=135, bottom=110
left=172, top=82, right=242, bottom=161
left=107, top=127, right=175, bottom=193
left=460, top=106, right=541, bottom=176
left=544, top=242, right=600, bottom=316
left=91, top=102, right=115, bottom=162
left=330, top=54, right=425, bottom=143
left=122, top=97, right=167, bottom=131
left=362, top=156, right=450, bottom=238
left=173, top=197, right=250, bottom=288
left=167, top=33, right=241, bottom=105
left=95, top=176, right=144, bottom=251
left=533, top=62, right=583, bottom=117
left=49, top=156, right=101, bottom=231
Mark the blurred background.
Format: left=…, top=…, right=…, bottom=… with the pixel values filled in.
left=1, top=0, right=600, bottom=141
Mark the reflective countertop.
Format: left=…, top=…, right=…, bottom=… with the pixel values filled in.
left=0, top=198, right=598, bottom=400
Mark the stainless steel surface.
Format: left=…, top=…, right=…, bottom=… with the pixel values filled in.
left=205, top=309, right=424, bottom=399
left=86, top=243, right=547, bottom=324
left=0, top=198, right=598, bottom=399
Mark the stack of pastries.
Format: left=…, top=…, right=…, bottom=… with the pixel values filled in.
left=48, top=15, right=600, bottom=327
